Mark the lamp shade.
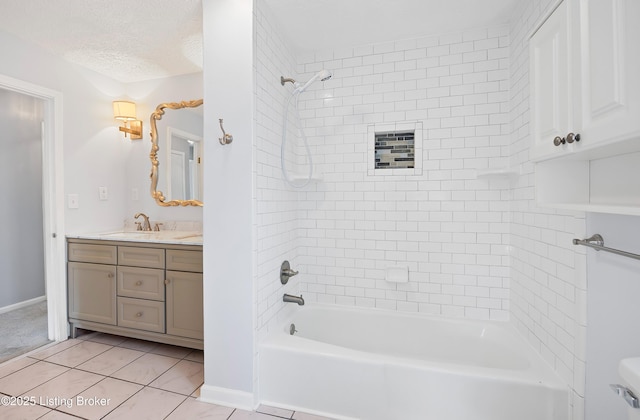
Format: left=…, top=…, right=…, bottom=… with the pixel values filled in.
left=113, top=101, right=137, bottom=121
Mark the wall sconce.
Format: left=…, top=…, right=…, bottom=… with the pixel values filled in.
left=113, top=100, right=143, bottom=140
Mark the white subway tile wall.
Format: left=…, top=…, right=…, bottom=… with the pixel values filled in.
left=255, top=2, right=301, bottom=343
left=508, top=0, right=586, bottom=418
left=256, top=2, right=587, bottom=418
left=293, top=25, right=512, bottom=321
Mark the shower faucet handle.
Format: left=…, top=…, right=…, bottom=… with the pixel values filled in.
left=280, top=260, right=299, bottom=284
left=283, top=268, right=299, bottom=276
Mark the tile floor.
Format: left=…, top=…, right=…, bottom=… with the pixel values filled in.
left=0, top=331, right=332, bottom=420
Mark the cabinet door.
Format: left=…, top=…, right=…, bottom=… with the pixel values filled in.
left=580, top=0, right=640, bottom=147
left=68, top=262, right=116, bottom=325
left=166, top=271, right=203, bottom=339
left=530, top=0, right=574, bottom=161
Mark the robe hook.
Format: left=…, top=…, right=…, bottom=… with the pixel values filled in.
left=219, top=118, right=233, bottom=145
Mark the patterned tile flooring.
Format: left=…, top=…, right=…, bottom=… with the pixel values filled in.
left=0, top=331, right=332, bottom=420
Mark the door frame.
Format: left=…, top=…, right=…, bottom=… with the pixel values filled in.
left=0, top=74, right=66, bottom=342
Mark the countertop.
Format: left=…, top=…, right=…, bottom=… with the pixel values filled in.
left=66, top=230, right=203, bottom=246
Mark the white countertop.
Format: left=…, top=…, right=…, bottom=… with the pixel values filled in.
left=67, top=230, right=203, bottom=246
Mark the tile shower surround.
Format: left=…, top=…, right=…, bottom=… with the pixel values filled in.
left=508, top=0, right=587, bottom=417
left=256, top=2, right=585, bottom=417
left=293, top=26, right=512, bottom=320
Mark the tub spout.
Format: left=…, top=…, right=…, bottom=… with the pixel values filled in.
left=283, top=293, right=304, bottom=306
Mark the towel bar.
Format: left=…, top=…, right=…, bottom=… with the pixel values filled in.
left=573, top=234, right=640, bottom=261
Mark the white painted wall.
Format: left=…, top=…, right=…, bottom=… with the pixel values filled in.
left=0, top=28, right=130, bottom=234
left=585, top=213, right=640, bottom=420
left=0, top=88, right=45, bottom=307
left=200, top=0, right=255, bottom=408
left=0, top=28, right=204, bottom=235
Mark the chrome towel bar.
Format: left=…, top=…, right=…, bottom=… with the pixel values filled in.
left=573, top=234, right=640, bottom=261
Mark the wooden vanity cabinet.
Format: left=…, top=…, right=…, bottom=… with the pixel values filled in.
left=166, top=250, right=204, bottom=340
left=67, top=239, right=203, bottom=350
left=68, top=261, right=117, bottom=325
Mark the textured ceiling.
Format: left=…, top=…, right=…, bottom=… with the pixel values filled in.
left=264, top=0, right=522, bottom=53
left=0, top=0, right=520, bottom=83
left=0, top=0, right=202, bottom=83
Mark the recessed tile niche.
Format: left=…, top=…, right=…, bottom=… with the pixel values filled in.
left=368, top=122, right=423, bottom=176
left=375, top=131, right=415, bottom=169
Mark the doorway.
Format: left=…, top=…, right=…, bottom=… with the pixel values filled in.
left=0, top=87, right=49, bottom=362
left=0, top=74, right=66, bottom=362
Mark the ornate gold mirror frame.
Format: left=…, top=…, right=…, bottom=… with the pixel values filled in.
left=149, top=99, right=204, bottom=207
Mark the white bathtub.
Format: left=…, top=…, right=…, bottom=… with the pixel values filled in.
left=259, top=304, right=568, bottom=420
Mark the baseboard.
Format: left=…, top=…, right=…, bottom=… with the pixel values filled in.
left=198, top=384, right=255, bottom=411
left=0, top=295, right=46, bottom=315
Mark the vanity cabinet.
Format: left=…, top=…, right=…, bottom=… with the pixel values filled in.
left=530, top=0, right=640, bottom=215
left=67, top=239, right=203, bottom=349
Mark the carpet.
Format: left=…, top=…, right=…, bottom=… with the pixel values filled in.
left=0, top=300, right=52, bottom=364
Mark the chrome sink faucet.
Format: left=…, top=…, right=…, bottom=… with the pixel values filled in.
left=134, top=212, right=152, bottom=231
left=283, top=294, right=304, bottom=306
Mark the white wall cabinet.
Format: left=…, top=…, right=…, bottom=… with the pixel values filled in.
left=67, top=239, right=203, bottom=349
left=530, top=0, right=640, bottom=215
left=529, top=0, right=577, bottom=161
left=579, top=0, right=640, bottom=151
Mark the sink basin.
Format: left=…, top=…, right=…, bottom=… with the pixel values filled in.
left=99, top=231, right=201, bottom=241
left=620, top=358, right=640, bottom=392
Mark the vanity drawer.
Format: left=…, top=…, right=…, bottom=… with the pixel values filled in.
left=68, top=243, right=117, bottom=265
left=117, top=266, right=165, bottom=301
left=118, top=246, right=165, bottom=269
left=117, top=297, right=165, bottom=333
left=166, top=250, right=203, bottom=272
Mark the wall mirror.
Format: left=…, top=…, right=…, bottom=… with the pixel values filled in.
left=150, top=99, right=204, bottom=207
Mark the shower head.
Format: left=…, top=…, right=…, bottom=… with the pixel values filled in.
left=295, top=69, right=333, bottom=93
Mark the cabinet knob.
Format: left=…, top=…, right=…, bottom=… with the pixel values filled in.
left=566, top=132, right=581, bottom=143
left=135, top=281, right=143, bottom=286
left=136, top=312, right=143, bottom=317
left=164, top=279, right=170, bottom=285
left=553, top=136, right=566, bottom=146
left=107, top=273, right=114, bottom=278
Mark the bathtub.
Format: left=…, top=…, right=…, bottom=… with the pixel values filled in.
left=259, top=304, right=568, bottom=420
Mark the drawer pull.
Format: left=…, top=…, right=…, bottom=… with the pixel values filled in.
left=135, top=281, right=143, bottom=286
left=553, top=136, right=566, bottom=146
left=136, top=312, right=143, bottom=317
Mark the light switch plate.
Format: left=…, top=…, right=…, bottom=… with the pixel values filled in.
left=99, top=186, right=108, bottom=200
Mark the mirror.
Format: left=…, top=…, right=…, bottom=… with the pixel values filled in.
left=149, top=99, right=204, bottom=207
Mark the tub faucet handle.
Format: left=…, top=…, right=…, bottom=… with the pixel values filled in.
left=280, top=260, right=299, bottom=284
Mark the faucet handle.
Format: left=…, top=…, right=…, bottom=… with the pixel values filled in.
left=135, top=222, right=142, bottom=231
left=280, top=260, right=299, bottom=284
left=153, top=223, right=163, bottom=231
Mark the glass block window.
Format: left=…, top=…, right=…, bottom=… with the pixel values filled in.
left=374, top=131, right=415, bottom=169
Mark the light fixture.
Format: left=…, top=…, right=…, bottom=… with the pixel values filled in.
left=113, top=100, right=143, bottom=140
